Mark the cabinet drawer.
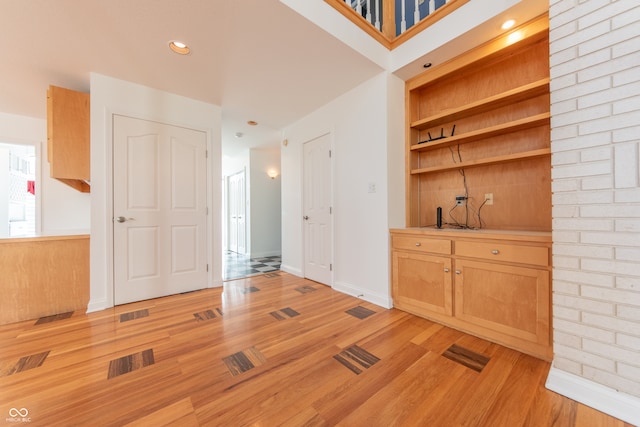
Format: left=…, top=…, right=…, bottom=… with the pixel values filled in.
left=455, top=240, right=549, bottom=266
left=392, top=235, right=451, bottom=255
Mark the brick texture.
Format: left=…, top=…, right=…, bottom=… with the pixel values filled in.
left=550, top=0, right=640, bottom=398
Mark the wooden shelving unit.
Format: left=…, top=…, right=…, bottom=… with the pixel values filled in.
left=410, top=78, right=550, bottom=131
left=410, top=113, right=550, bottom=154
left=404, top=14, right=551, bottom=231
left=392, top=15, right=553, bottom=360
left=411, top=148, right=551, bottom=175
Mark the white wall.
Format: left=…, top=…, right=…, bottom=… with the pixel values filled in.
left=88, top=74, right=222, bottom=313
left=282, top=71, right=404, bottom=308
left=250, top=147, right=282, bottom=258
left=0, top=112, right=90, bottom=235
left=546, top=1, right=640, bottom=424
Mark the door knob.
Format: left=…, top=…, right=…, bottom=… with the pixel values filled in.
left=115, top=216, right=134, bottom=223
left=303, top=216, right=309, bottom=220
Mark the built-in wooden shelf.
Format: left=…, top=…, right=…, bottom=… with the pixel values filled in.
left=411, top=148, right=551, bottom=175
left=410, top=78, right=550, bottom=131
left=395, top=14, right=552, bottom=361
left=411, top=112, right=550, bottom=153
left=403, top=14, right=551, bottom=230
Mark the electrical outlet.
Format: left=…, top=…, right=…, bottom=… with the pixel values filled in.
left=455, top=195, right=466, bottom=206
left=485, top=193, right=494, bottom=205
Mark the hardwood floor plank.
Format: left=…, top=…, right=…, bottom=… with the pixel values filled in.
left=442, top=343, right=491, bottom=372
left=313, top=341, right=428, bottom=424
left=123, top=397, right=199, bottom=427
left=523, top=380, right=577, bottom=427
left=34, top=311, right=74, bottom=325
left=280, top=406, right=328, bottom=427
left=0, top=272, right=630, bottom=426
left=417, top=343, right=521, bottom=426
left=478, top=353, right=550, bottom=426
left=335, top=349, right=469, bottom=426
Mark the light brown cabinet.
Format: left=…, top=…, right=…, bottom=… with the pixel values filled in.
left=391, top=15, right=553, bottom=360
left=391, top=229, right=552, bottom=360
left=454, top=259, right=550, bottom=350
left=47, top=85, right=90, bottom=192
left=392, top=250, right=453, bottom=316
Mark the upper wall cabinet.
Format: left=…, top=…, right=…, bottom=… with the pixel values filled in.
left=47, top=85, right=90, bottom=193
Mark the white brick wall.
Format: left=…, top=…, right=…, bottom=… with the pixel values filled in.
left=550, top=0, right=640, bottom=399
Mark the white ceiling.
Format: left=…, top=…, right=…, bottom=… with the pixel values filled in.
left=0, top=0, right=383, bottom=153
left=1, top=0, right=548, bottom=156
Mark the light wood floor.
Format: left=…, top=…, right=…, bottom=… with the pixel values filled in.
left=0, top=272, right=632, bottom=426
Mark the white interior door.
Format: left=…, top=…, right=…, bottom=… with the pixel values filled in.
left=227, top=170, right=246, bottom=254
left=303, top=133, right=332, bottom=285
left=113, top=115, right=208, bottom=305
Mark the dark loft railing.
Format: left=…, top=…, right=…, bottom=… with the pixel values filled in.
left=326, top=0, right=469, bottom=49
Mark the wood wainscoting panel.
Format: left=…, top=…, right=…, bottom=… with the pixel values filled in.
left=0, top=235, right=89, bottom=325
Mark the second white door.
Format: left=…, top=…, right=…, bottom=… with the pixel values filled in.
left=113, top=115, right=208, bottom=305
left=303, top=133, right=332, bottom=285
left=227, top=170, right=246, bottom=254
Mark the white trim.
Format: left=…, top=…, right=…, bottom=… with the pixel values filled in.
left=86, top=298, right=109, bottom=313
left=545, top=366, right=640, bottom=426
left=280, top=264, right=303, bottom=277
left=333, top=280, right=392, bottom=309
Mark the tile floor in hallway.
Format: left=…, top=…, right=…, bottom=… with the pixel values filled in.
left=223, top=251, right=281, bottom=280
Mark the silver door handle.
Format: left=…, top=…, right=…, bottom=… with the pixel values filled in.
left=115, top=216, right=134, bottom=223
left=303, top=216, right=309, bottom=220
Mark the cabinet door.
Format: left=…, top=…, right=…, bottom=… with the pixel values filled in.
left=47, top=85, right=90, bottom=192
left=392, top=251, right=452, bottom=316
left=454, top=259, right=550, bottom=346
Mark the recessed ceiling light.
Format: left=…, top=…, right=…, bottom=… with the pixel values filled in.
left=235, top=132, right=244, bottom=138
left=247, top=120, right=258, bottom=126
left=502, top=19, right=516, bottom=30
left=169, top=40, right=190, bottom=55
left=423, top=62, right=432, bottom=68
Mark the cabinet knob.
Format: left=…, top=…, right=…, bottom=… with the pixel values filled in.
left=444, top=268, right=450, bottom=273
left=455, top=270, right=461, bottom=275
left=415, top=242, right=421, bottom=247
left=491, top=249, right=500, bottom=255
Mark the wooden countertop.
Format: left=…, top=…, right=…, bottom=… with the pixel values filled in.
left=390, top=227, right=552, bottom=243
left=0, top=233, right=89, bottom=243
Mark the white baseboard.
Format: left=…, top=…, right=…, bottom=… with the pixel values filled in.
left=280, top=264, right=302, bottom=277
left=86, top=298, right=110, bottom=313
left=332, top=280, right=393, bottom=309
left=545, top=366, right=640, bottom=426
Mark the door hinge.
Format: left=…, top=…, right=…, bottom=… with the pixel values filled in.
left=206, top=264, right=209, bottom=272
left=330, top=263, right=333, bottom=271
left=206, top=206, right=209, bottom=215
left=330, top=206, right=332, bottom=214
left=329, top=150, right=332, bottom=158
left=205, top=150, right=208, bottom=158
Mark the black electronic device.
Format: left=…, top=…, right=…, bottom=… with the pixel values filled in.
left=436, top=207, right=442, bottom=228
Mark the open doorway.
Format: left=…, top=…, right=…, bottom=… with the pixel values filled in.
left=0, top=142, right=37, bottom=237
left=222, top=147, right=282, bottom=280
